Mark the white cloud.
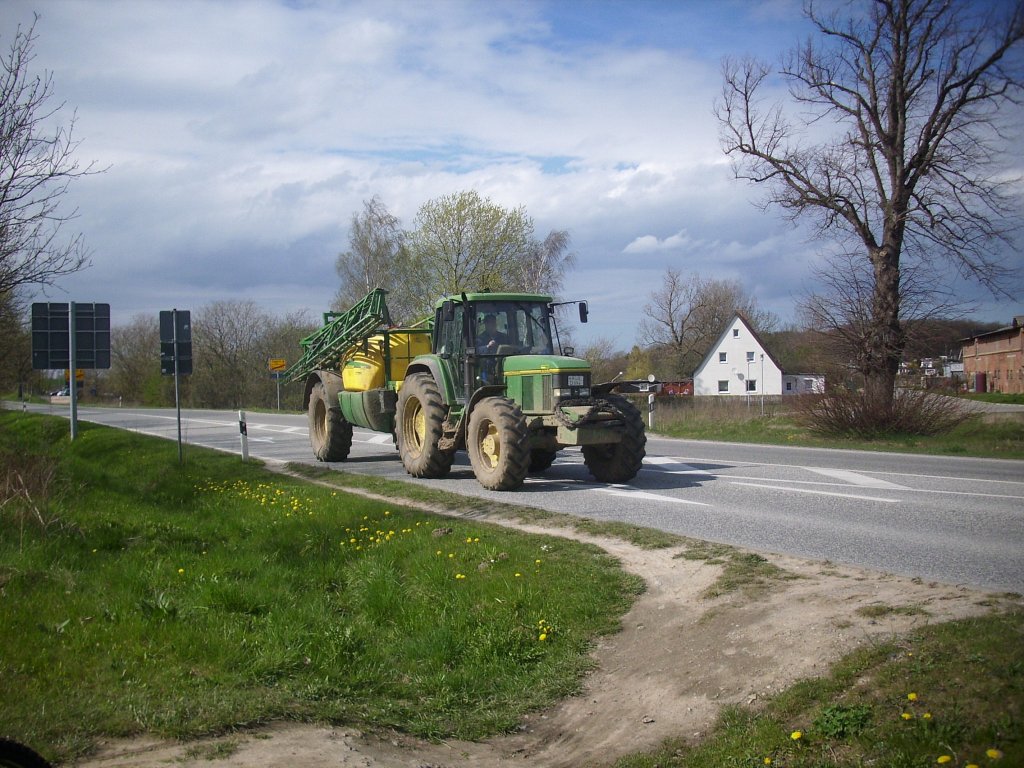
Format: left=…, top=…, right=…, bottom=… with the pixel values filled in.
left=3, top=0, right=1015, bottom=347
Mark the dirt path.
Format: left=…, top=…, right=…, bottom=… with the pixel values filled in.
left=77, top=513, right=1018, bottom=768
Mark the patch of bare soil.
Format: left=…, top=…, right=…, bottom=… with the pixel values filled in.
left=76, top=517, right=1019, bottom=768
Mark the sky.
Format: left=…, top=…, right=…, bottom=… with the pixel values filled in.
left=4, top=0, right=1022, bottom=349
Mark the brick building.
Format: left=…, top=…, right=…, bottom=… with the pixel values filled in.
left=961, top=316, right=1024, bottom=394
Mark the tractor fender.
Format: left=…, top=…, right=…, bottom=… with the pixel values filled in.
left=405, top=358, right=454, bottom=404
left=303, top=370, right=343, bottom=411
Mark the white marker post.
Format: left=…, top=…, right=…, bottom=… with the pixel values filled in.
left=648, top=392, right=655, bottom=430
left=238, top=410, right=249, bottom=461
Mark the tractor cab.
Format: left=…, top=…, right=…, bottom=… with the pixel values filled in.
left=435, top=292, right=584, bottom=402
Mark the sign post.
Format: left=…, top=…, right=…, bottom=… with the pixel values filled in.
left=31, top=302, right=111, bottom=441
left=268, top=358, right=287, bottom=411
left=160, top=309, right=192, bottom=463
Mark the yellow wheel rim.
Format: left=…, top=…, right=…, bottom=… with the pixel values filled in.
left=411, top=399, right=423, bottom=448
left=480, top=422, right=500, bottom=469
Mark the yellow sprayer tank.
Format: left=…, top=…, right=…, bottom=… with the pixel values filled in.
left=341, top=331, right=431, bottom=391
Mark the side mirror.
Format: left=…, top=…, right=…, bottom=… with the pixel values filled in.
left=442, top=300, right=455, bottom=321
left=564, top=346, right=575, bottom=356
left=578, top=301, right=589, bottom=323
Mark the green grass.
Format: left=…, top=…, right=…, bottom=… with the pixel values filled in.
left=675, top=541, right=799, bottom=600
left=0, top=411, right=642, bottom=764
left=654, top=407, right=1024, bottom=460
left=615, top=611, right=1024, bottom=767
left=289, top=463, right=684, bottom=550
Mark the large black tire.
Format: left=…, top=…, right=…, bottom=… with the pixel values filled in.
left=396, top=373, right=454, bottom=478
left=582, top=395, right=646, bottom=483
left=0, top=739, right=52, bottom=768
left=467, top=397, right=530, bottom=491
left=528, top=449, right=558, bottom=473
left=308, top=380, right=353, bottom=461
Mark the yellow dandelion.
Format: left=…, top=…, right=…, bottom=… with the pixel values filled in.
left=539, top=633, right=547, bottom=641
left=922, top=712, right=932, bottom=720
left=514, top=572, right=521, bottom=577
left=968, top=764, right=980, bottom=768
left=466, top=537, right=473, bottom=543
left=535, top=559, right=542, bottom=564
left=474, top=537, right=480, bottom=542
left=436, top=550, right=442, bottom=556
left=764, top=759, right=772, bottom=766
left=448, top=553, right=455, bottom=558
left=790, top=730, right=802, bottom=741
left=937, top=757, right=952, bottom=765
left=902, top=713, right=913, bottom=720
left=986, top=748, right=1004, bottom=759
left=177, top=568, right=185, bottom=575
left=907, top=692, right=918, bottom=701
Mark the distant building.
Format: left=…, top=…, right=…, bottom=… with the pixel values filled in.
left=693, top=314, right=825, bottom=396
left=961, top=315, right=1024, bottom=394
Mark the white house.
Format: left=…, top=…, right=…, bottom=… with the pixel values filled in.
left=693, top=313, right=825, bottom=397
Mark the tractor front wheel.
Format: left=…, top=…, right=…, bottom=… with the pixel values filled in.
left=396, top=373, right=453, bottom=478
left=308, top=380, right=353, bottom=461
left=467, top=397, right=530, bottom=490
left=582, top=395, right=646, bottom=483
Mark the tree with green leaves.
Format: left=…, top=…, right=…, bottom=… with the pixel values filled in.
left=715, top=0, right=1023, bottom=417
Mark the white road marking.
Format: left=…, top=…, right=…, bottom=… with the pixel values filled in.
left=642, top=457, right=715, bottom=476
left=595, top=485, right=711, bottom=506
left=368, top=434, right=394, bottom=445
left=730, top=481, right=899, bottom=503
left=803, top=467, right=910, bottom=490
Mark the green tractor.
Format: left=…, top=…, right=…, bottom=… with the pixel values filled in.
left=289, top=289, right=646, bottom=491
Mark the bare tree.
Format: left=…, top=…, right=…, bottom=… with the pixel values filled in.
left=715, top=0, right=1024, bottom=411
left=640, top=269, right=777, bottom=378
left=0, top=16, right=98, bottom=301
left=517, top=229, right=576, bottom=297
left=108, top=314, right=162, bottom=405
left=0, top=289, right=32, bottom=393
left=192, top=300, right=273, bottom=409
left=333, top=197, right=416, bottom=322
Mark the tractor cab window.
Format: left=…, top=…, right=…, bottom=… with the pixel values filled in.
left=471, top=301, right=554, bottom=356
left=435, top=303, right=464, bottom=357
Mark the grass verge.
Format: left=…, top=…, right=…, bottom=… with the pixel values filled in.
left=288, top=462, right=684, bottom=550
left=654, top=408, right=1024, bottom=460
left=0, top=411, right=643, bottom=764
left=615, top=610, right=1023, bottom=767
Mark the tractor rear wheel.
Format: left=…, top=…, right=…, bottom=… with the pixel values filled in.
left=467, top=397, right=530, bottom=490
left=396, top=373, right=453, bottom=478
left=582, top=395, right=646, bottom=483
left=528, top=449, right=558, bottom=473
left=308, top=380, right=352, bottom=461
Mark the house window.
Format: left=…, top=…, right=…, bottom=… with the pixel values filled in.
left=746, top=351, right=755, bottom=362
left=746, top=379, right=756, bottom=392
left=719, top=352, right=727, bottom=363
left=732, top=328, right=739, bottom=338
left=718, top=380, right=729, bottom=393
left=786, top=382, right=793, bottom=391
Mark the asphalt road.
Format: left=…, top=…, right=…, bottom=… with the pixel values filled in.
left=15, top=401, right=1024, bottom=593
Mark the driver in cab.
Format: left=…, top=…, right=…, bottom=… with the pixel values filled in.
left=476, top=314, right=511, bottom=355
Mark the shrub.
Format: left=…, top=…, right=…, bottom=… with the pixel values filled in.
left=794, top=387, right=971, bottom=438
